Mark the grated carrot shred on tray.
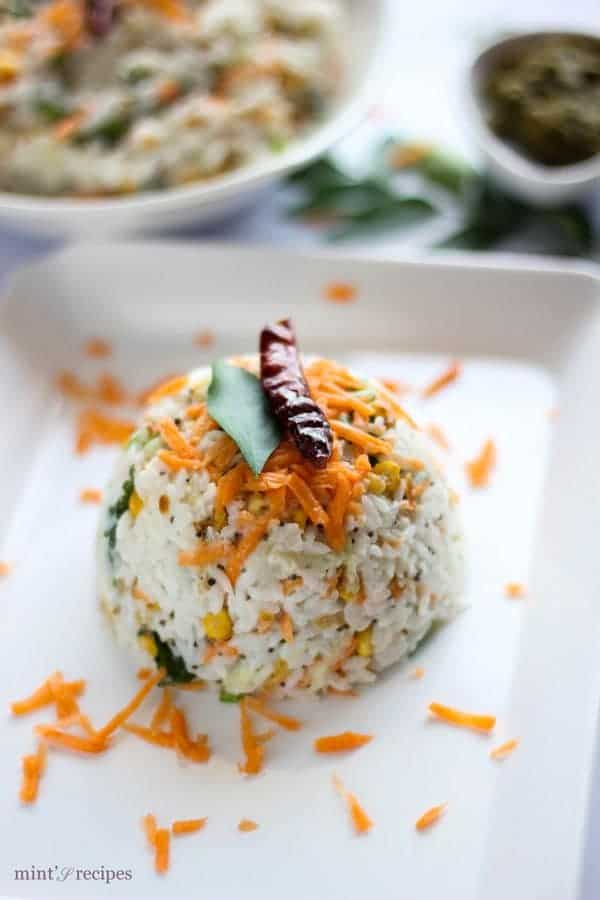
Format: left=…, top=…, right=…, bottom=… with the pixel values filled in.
left=80, top=488, right=102, bottom=504
left=0, top=560, right=11, bottom=577
left=410, top=667, right=425, bottom=680
left=154, top=828, right=170, bottom=874
left=96, top=668, right=165, bottom=740
left=415, top=803, right=447, bottom=832
left=150, top=688, right=173, bottom=733
left=142, top=813, right=158, bottom=847
left=332, top=774, right=373, bottom=835
left=124, top=723, right=175, bottom=749
left=172, top=818, right=207, bottom=835
left=490, top=738, right=519, bottom=760
left=34, top=725, right=107, bottom=754
left=314, top=732, right=372, bottom=754
left=426, top=424, right=450, bottom=451
left=143, top=374, right=187, bottom=405
left=465, top=439, right=496, bottom=489
left=137, top=668, right=152, bottom=679
left=238, top=819, right=259, bottom=832
left=239, top=698, right=264, bottom=775
left=422, top=361, right=462, bottom=398
left=19, top=741, right=47, bottom=805
left=504, top=582, right=526, bottom=599
left=324, top=281, right=357, bottom=304
left=428, top=702, right=496, bottom=733
left=244, top=696, right=302, bottom=732
left=76, top=408, right=135, bottom=454
left=96, top=372, right=127, bottom=406
left=194, top=330, right=215, bottom=348
left=84, top=337, right=111, bottom=359
left=11, top=673, right=85, bottom=717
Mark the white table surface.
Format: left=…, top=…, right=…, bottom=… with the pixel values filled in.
left=1, top=1, right=599, bottom=896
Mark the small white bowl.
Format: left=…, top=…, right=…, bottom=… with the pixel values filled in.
left=466, top=31, right=600, bottom=207
left=0, top=0, right=394, bottom=238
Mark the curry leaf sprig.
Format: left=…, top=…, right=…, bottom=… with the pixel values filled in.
left=207, top=360, right=281, bottom=476
left=286, top=139, right=596, bottom=257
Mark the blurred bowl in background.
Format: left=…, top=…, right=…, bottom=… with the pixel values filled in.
left=466, top=31, right=600, bottom=207
left=0, top=0, right=394, bottom=239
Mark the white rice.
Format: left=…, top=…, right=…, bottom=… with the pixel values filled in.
left=98, top=362, right=465, bottom=697
left=0, top=0, right=344, bottom=196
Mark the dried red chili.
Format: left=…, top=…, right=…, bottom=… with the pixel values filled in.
left=260, top=319, right=333, bottom=468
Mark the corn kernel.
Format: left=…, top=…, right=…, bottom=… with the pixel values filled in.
left=0, top=51, right=21, bottom=83
left=356, top=627, right=373, bottom=658
left=203, top=608, right=233, bottom=641
left=367, top=473, right=386, bottom=495
left=374, top=460, right=401, bottom=493
left=129, top=491, right=144, bottom=518
left=138, top=633, right=157, bottom=658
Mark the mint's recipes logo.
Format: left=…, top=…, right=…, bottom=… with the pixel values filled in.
left=14, top=865, right=133, bottom=884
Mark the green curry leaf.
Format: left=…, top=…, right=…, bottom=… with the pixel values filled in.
left=207, top=361, right=281, bottom=476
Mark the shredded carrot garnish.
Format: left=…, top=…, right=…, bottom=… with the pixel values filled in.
left=490, top=738, right=519, bottom=760
left=243, top=696, right=302, bottom=732
left=426, top=424, right=450, bottom=451
left=84, top=337, right=111, bottom=359
left=41, top=0, right=83, bottom=46
left=332, top=775, right=373, bottom=834
left=314, top=732, right=372, bottom=754
left=158, top=418, right=198, bottom=459
left=0, top=561, right=11, bottom=577
left=465, top=439, right=496, bottom=489
left=150, top=688, right=173, bottom=733
left=428, top=702, right=496, bottom=733
left=11, top=674, right=85, bottom=717
left=96, top=372, right=127, bottom=406
left=379, top=377, right=412, bottom=397
left=279, top=612, right=294, bottom=643
left=158, top=450, right=205, bottom=472
left=330, top=420, right=390, bottom=456
left=123, top=723, right=175, bottom=749
left=154, top=828, right=170, bottom=874
left=410, top=667, right=425, bottom=680
left=96, top=668, right=165, bottom=740
left=172, top=818, right=207, bottom=835
left=318, top=391, right=374, bottom=419
left=287, top=472, right=329, bottom=526
left=19, top=742, right=47, bottom=805
left=194, top=330, right=215, bottom=348
left=178, top=541, right=229, bottom=567
left=324, top=473, right=353, bottom=552
left=144, top=374, right=187, bottom=406
left=137, top=668, right=153, bottom=679
left=137, top=0, right=190, bottom=21
left=422, top=361, right=462, bottom=398
left=327, top=687, right=358, bottom=698
left=239, top=698, right=264, bottom=775
left=504, top=582, right=526, bottom=599
left=214, top=462, right=249, bottom=525
left=76, top=408, right=135, bottom=454
left=176, top=681, right=207, bottom=692
left=142, top=813, right=158, bottom=847
left=324, top=282, right=357, bottom=304
left=34, top=725, right=107, bottom=754
left=169, top=707, right=211, bottom=763
left=415, top=803, right=447, bottom=831
left=238, top=819, right=259, bottom=832
left=226, top=515, right=271, bottom=586
left=56, top=370, right=90, bottom=401
left=79, top=488, right=102, bottom=504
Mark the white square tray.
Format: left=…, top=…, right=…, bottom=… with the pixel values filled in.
left=1, top=244, right=599, bottom=900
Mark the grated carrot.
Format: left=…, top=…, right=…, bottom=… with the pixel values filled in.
left=318, top=391, right=374, bottom=419
left=40, top=0, right=83, bottom=47
left=422, top=361, right=462, bottom=398
left=279, top=612, right=294, bottom=643
left=158, top=418, right=199, bottom=459
left=19, top=741, right=47, bottom=805
left=0, top=560, right=11, bottom=577
left=96, top=668, right=165, bottom=740
left=428, top=702, right=496, bottom=733
left=238, top=698, right=264, bottom=775
left=176, top=681, right=207, bottom=692
left=150, top=688, right=173, bottom=733
left=137, top=668, right=152, bottom=679
left=214, top=462, right=249, bottom=525
left=314, top=732, right=372, bottom=754
left=137, top=0, right=190, bottom=21
left=178, top=540, right=229, bottom=567
left=84, top=337, right=111, bottom=359
left=238, top=819, right=259, bottom=832
left=327, top=687, right=358, bottom=698
left=158, top=450, right=205, bottom=472
left=34, top=725, right=107, bottom=754
left=144, top=374, right=187, bottom=405
left=410, top=667, right=425, bottom=680
left=154, top=828, right=170, bottom=874
left=330, top=420, right=391, bottom=456
left=76, top=408, right=135, bottom=454
left=226, top=515, right=271, bottom=586
left=288, top=472, right=329, bottom=526
left=243, top=696, right=302, bottom=732
left=11, top=674, right=85, bottom=717
left=169, top=707, right=211, bottom=763
left=142, top=813, right=158, bottom=847
left=324, top=282, right=357, bottom=304
left=123, top=723, right=175, bottom=749
left=332, top=775, right=373, bottom=835
left=504, top=582, right=526, bottom=599
left=415, top=803, right=447, bottom=831
left=96, top=372, right=127, bottom=406
left=172, top=818, right=207, bottom=835
left=465, top=439, right=496, bottom=489
left=194, top=330, right=215, bottom=348
left=490, top=738, right=519, bottom=760
left=324, top=473, right=353, bottom=552
left=426, top=424, right=450, bottom=451
left=80, top=488, right=102, bottom=504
